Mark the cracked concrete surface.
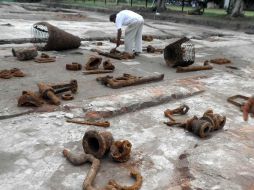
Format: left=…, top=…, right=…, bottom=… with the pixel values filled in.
left=0, top=2, right=254, bottom=190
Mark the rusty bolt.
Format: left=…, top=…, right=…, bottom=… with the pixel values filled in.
left=110, top=140, right=132, bottom=162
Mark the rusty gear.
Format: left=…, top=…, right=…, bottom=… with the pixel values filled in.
left=110, top=140, right=132, bottom=162
left=85, top=56, right=102, bottom=70
left=82, top=130, right=114, bottom=159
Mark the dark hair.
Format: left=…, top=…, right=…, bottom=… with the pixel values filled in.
left=109, top=13, right=117, bottom=22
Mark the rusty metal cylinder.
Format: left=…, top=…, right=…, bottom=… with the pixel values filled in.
left=82, top=130, right=113, bottom=159
left=32, top=22, right=81, bottom=51
left=190, top=119, right=212, bottom=138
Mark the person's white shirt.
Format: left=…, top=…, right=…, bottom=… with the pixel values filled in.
left=115, top=10, right=143, bottom=29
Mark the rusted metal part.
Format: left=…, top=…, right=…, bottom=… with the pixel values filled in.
left=82, top=130, right=114, bottom=159
left=85, top=56, right=102, bottom=70
left=96, top=42, right=103, bottom=46
left=0, top=68, right=25, bottom=79
left=32, top=22, right=81, bottom=51
left=66, top=62, right=82, bottom=71
left=110, top=38, right=124, bottom=45
left=142, top=35, right=153, bottom=42
left=12, top=47, right=38, bottom=61
left=242, top=96, right=254, bottom=121
left=164, top=104, right=190, bottom=121
left=91, top=49, right=134, bottom=60
left=164, top=110, right=226, bottom=138
left=225, top=65, right=239, bottom=70
left=34, top=53, right=56, bottom=63
left=18, top=91, right=43, bottom=107
left=164, top=37, right=195, bottom=67
left=38, top=83, right=61, bottom=105
left=83, top=69, right=114, bottom=75
left=227, top=95, right=249, bottom=108
left=110, top=140, right=132, bottom=162
left=103, top=59, right=115, bottom=70
left=96, top=73, right=164, bottom=89
left=176, top=63, right=213, bottom=73
left=66, top=119, right=110, bottom=127
left=10, top=68, right=25, bottom=77
left=146, top=45, right=163, bottom=54
left=210, top=58, right=231, bottom=64
left=63, top=149, right=100, bottom=190
left=61, top=92, right=74, bottom=100
left=51, top=79, right=78, bottom=94
left=106, top=169, right=143, bottom=190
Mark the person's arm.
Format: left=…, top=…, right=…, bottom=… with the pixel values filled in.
left=116, top=28, right=122, bottom=47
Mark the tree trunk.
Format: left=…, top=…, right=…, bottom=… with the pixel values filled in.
left=156, top=0, right=166, bottom=12
left=229, top=0, right=245, bottom=17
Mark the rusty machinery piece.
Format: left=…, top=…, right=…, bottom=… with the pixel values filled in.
left=34, top=53, right=56, bottom=63
left=61, top=92, right=74, bottom=100
left=103, top=59, right=115, bottom=70
left=0, top=68, right=25, bottom=79
left=110, top=140, right=132, bottom=163
left=18, top=91, right=43, bottom=107
left=63, top=149, right=100, bottom=190
left=110, top=38, right=124, bottom=45
left=146, top=45, right=163, bottom=54
left=66, top=62, right=82, bottom=71
left=227, top=95, right=249, bottom=108
left=91, top=49, right=134, bottom=60
left=85, top=56, right=102, bottom=70
left=142, top=35, right=153, bottom=42
left=164, top=104, right=190, bottom=122
left=165, top=110, right=226, bottom=138
left=66, top=119, right=110, bottom=128
left=51, top=79, right=78, bottom=94
left=96, top=73, right=164, bottom=89
left=210, top=58, right=231, bottom=65
left=176, top=62, right=213, bottom=73
left=164, top=37, right=195, bottom=67
left=106, top=169, right=143, bottom=190
left=12, top=47, right=38, bottom=61
left=83, top=69, right=114, bottom=75
left=32, top=22, right=81, bottom=51
left=82, top=130, right=114, bottom=159
left=37, top=82, right=61, bottom=105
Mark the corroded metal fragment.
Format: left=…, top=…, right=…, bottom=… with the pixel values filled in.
left=85, top=56, right=102, bottom=70
left=110, top=140, right=132, bottom=162
left=18, top=91, right=43, bottom=107
left=66, top=62, right=82, bottom=71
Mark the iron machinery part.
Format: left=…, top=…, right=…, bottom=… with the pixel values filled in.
left=85, top=56, right=102, bottom=70
left=10, top=68, right=25, bottom=77
left=91, top=48, right=135, bottom=60
left=210, top=58, right=231, bottom=65
left=202, top=109, right=226, bottom=131
left=61, top=92, right=74, bottom=100
left=83, top=69, right=114, bottom=75
left=110, top=140, right=132, bottom=162
left=12, top=47, right=38, bottom=61
left=103, top=59, right=115, bottom=70
left=106, top=169, right=143, bottom=190
left=176, top=63, right=213, bottom=73
left=66, top=119, right=110, bottom=128
left=164, top=37, right=195, bottom=67
left=32, top=22, right=81, bottom=51
left=51, top=79, right=78, bottom=94
left=37, top=83, right=61, bottom=105
left=242, top=96, right=254, bottom=121
left=189, top=118, right=212, bottom=138
left=0, top=70, right=12, bottom=79
left=82, top=130, right=114, bottom=159
left=66, top=62, right=82, bottom=71
left=142, top=35, right=153, bottom=42
left=227, top=95, right=249, bottom=108
left=146, top=45, right=163, bottom=54
left=96, top=73, right=164, bottom=89
left=18, top=91, right=44, bottom=107
left=63, top=149, right=100, bottom=190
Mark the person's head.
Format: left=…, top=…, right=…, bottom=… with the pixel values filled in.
left=109, top=13, right=117, bottom=23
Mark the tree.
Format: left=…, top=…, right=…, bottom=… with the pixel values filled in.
left=228, top=0, right=245, bottom=17
left=155, top=0, right=167, bottom=12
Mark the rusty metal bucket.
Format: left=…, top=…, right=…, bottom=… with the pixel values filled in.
left=32, top=22, right=81, bottom=51
left=164, top=37, right=195, bottom=67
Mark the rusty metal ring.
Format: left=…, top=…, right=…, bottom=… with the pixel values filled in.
left=61, top=93, right=74, bottom=100
left=179, top=104, right=190, bottom=114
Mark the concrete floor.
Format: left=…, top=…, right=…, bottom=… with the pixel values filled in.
left=0, top=2, right=254, bottom=190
